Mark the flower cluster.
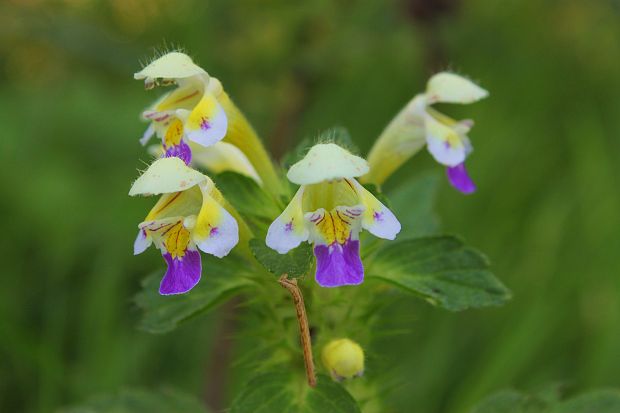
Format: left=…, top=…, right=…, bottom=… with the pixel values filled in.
left=129, top=51, right=488, bottom=296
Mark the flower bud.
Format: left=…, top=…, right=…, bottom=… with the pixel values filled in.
left=322, top=338, right=365, bottom=381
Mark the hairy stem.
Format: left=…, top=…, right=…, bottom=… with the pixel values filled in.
left=278, top=275, right=316, bottom=387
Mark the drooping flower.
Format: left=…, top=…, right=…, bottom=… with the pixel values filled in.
left=130, top=157, right=239, bottom=295
left=266, top=143, right=400, bottom=287
left=135, top=51, right=281, bottom=193
left=322, top=338, right=365, bottom=381
left=364, top=72, right=488, bottom=193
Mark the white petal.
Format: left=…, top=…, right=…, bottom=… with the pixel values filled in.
left=426, top=72, right=489, bottom=104
left=287, top=143, right=369, bottom=185
left=191, top=142, right=262, bottom=184
left=140, top=124, right=155, bottom=146
left=266, top=186, right=309, bottom=254
left=350, top=179, right=400, bottom=240
left=129, top=157, right=208, bottom=196
left=425, top=114, right=467, bottom=167
left=191, top=186, right=239, bottom=257
left=133, top=229, right=152, bottom=255
left=134, top=52, right=208, bottom=82
left=181, top=93, right=228, bottom=147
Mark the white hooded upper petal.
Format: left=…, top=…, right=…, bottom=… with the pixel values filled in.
left=287, top=143, right=369, bottom=185
left=129, top=157, right=208, bottom=196
left=350, top=179, right=400, bottom=240
left=134, top=52, right=208, bottom=83
left=426, top=72, right=489, bottom=104
left=266, top=186, right=309, bottom=254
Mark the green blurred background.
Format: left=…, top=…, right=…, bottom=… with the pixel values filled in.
left=1, top=0, right=620, bottom=412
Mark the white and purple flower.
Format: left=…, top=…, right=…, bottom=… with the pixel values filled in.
left=130, top=157, right=239, bottom=295
left=365, top=72, right=488, bottom=193
left=135, top=52, right=228, bottom=166
left=266, top=143, right=401, bottom=288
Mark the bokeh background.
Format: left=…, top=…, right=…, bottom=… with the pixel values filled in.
left=2, top=0, right=620, bottom=412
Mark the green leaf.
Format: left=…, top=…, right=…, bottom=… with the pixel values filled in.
left=213, top=171, right=280, bottom=221
left=135, top=256, right=253, bottom=333
left=58, top=387, right=209, bottom=413
left=388, top=171, right=441, bottom=237
left=229, top=372, right=360, bottom=413
left=366, top=236, right=511, bottom=311
left=470, top=389, right=546, bottom=413
left=550, top=389, right=620, bottom=413
left=249, top=238, right=314, bottom=278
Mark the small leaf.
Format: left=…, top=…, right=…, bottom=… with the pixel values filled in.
left=135, top=256, right=253, bottom=333
left=388, top=171, right=441, bottom=237
left=213, top=171, right=280, bottom=220
left=229, top=372, right=360, bottom=413
left=366, top=235, right=511, bottom=311
left=550, top=389, right=620, bottom=413
left=58, top=387, right=209, bottom=413
left=470, top=389, right=546, bottom=413
left=249, top=238, right=314, bottom=278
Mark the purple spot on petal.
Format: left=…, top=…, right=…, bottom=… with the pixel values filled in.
left=314, top=239, right=363, bottom=287
left=209, top=227, right=219, bottom=237
left=446, top=162, right=476, bottom=194
left=200, top=118, right=211, bottom=130
left=444, top=141, right=451, bottom=149
left=284, top=221, right=293, bottom=232
left=373, top=211, right=384, bottom=222
left=164, top=140, right=192, bottom=165
left=159, top=249, right=202, bottom=295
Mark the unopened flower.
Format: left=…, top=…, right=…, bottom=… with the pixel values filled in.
left=365, top=72, right=488, bottom=193
left=130, top=157, right=239, bottom=295
left=266, top=143, right=400, bottom=287
left=322, top=338, right=365, bottom=381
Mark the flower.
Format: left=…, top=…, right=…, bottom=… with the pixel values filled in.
left=130, top=157, right=239, bottom=295
left=266, top=143, right=401, bottom=287
left=135, top=52, right=281, bottom=193
left=365, top=72, right=488, bottom=193
left=322, top=338, right=365, bottom=381
left=135, top=52, right=228, bottom=166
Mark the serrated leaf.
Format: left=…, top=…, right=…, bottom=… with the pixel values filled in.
left=366, top=236, right=511, bottom=311
left=135, top=256, right=253, bottom=333
left=229, top=372, right=360, bottom=413
left=249, top=238, right=314, bottom=278
left=388, top=171, right=441, bottom=237
left=550, top=389, right=620, bottom=413
left=213, top=171, right=280, bottom=220
left=58, top=387, right=209, bottom=413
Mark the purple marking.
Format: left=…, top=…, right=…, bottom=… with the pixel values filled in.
left=444, top=141, right=451, bottom=149
left=314, top=239, right=363, bottom=287
left=373, top=211, right=384, bottom=222
left=159, top=249, right=202, bottom=295
left=200, top=118, right=211, bottom=130
left=446, top=162, right=476, bottom=194
left=284, top=221, right=293, bottom=232
left=164, top=140, right=192, bottom=165
left=209, top=227, right=219, bottom=237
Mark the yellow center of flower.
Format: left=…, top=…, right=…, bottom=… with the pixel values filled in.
left=164, top=119, right=184, bottom=147
left=163, top=221, right=191, bottom=259
left=314, top=209, right=351, bottom=245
